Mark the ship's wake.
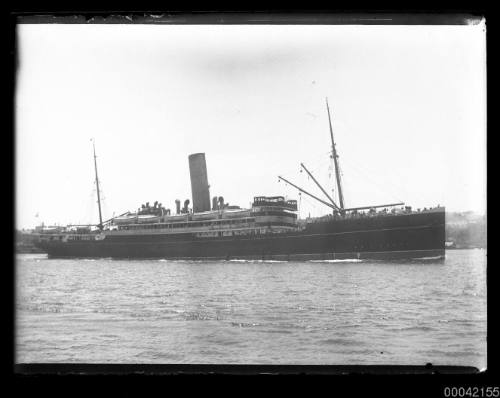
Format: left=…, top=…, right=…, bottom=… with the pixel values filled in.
left=309, top=259, right=364, bottom=263
left=412, top=255, right=445, bottom=260
left=228, top=259, right=288, bottom=263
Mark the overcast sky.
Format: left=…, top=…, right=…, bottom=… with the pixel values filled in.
left=16, top=22, right=486, bottom=229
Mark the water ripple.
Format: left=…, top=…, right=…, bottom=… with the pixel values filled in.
left=15, top=249, right=486, bottom=366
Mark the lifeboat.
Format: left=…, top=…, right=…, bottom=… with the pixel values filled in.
left=221, top=209, right=252, bottom=219
left=191, top=211, right=219, bottom=221
left=162, top=214, right=189, bottom=223
left=137, top=214, right=161, bottom=224
left=113, top=213, right=138, bottom=225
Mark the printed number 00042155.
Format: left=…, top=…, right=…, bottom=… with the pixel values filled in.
left=444, top=387, right=499, bottom=398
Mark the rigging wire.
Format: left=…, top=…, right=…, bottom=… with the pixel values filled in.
left=83, top=179, right=106, bottom=226
left=84, top=185, right=96, bottom=226
left=277, top=149, right=340, bottom=212
left=346, top=166, right=401, bottom=203
left=300, top=192, right=323, bottom=218
left=279, top=142, right=414, bottom=210
left=281, top=178, right=328, bottom=218
left=98, top=180, right=108, bottom=223
left=274, top=150, right=332, bottom=179
left=341, top=156, right=409, bottom=204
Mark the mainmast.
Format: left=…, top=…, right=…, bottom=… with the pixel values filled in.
left=92, top=139, right=103, bottom=230
left=326, top=98, right=345, bottom=210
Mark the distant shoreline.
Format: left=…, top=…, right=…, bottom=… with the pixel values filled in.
left=446, top=247, right=486, bottom=250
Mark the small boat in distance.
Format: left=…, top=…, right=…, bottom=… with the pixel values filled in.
left=33, top=100, right=445, bottom=260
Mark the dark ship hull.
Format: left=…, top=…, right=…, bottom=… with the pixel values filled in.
left=35, top=210, right=445, bottom=260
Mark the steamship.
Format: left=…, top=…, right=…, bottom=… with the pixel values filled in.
left=32, top=100, right=445, bottom=260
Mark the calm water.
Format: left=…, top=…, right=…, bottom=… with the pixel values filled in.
left=15, top=250, right=487, bottom=367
